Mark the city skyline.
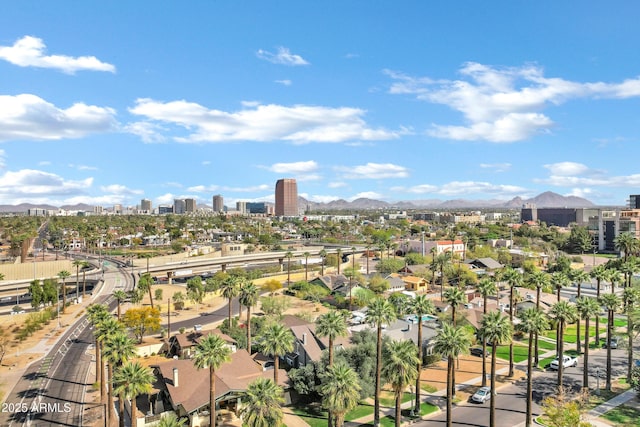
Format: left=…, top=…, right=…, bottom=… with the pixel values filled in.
left=2, top=2, right=640, bottom=208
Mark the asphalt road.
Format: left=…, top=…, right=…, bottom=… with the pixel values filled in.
left=418, top=346, right=628, bottom=427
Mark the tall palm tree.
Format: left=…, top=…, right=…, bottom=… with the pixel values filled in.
left=622, top=287, right=640, bottom=383
left=72, top=259, right=83, bottom=301
left=477, top=277, right=498, bottom=386
left=443, top=286, right=466, bottom=326
left=365, top=298, right=397, bottom=427
left=138, top=273, right=155, bottom=309
left=409, top=295, right=435, bottom=411
left=320, top=362, right=361, bottom=427
left=316, top=310, right=348, bottom=366
left=336, top=248, right=343, bottom=275
left=219, top=275, right=240, bottom=327
left=87, top=304, right=110, bottom=402
left=517, top=308, right=548, bottom=427
left=81, top=260, right=90, bottom=298
left=193, top=334, right=233, bottom=427
left=238, top=281, right=260, bottom=352
left=285, top=251, right=294, bottom=284
left=433, top=322, right=471, bottom=427
left=240, top=378, right=285, bottom=427
left=260, top=322, right=295, bottom=385
left=551, top=271, right=570, bottom=302
left=112, top=361, right=155, bottom=427
left=600, top=292, right=620, bottom=391
left=94, top=317, right=124, bottom=424
left=303, top=251, right=311, bottom=281
left=434, top=252, right=452, bottom=300
left=607, top=268, right=622, bottom=295
left=614, top=232, right=638, bottom=262
left=502, top=267, right=522, bottom=377
left=568, top=268, right=590, bottom=354
left=113, top=290, right=127, bottom=321
left=157, top=413, right=187, bottom=427
left=528, top=269, right=550, bottom=367
left=320, top=249, right=327, bottom=276
left=549, top=300, right=578, bottom=392
left=57, top=270, right=71, bottom=314
left=103, top=331, right=136, bottom=427
left=576, top=296, right=601, bottom=392
left=479, top=310, right=513, bottom=427
left=382, top=339, right=419, bottom=427
left=590, top=264, right=609, bottom=344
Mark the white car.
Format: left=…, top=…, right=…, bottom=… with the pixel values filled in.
left=549, top=355, right=578, bottom=370
left=471, top=386, right=492, bottom=403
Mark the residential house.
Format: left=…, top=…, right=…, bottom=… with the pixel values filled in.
left=168, top=329, right=237, bottom=359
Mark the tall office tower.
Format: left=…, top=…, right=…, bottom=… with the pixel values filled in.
left=185, top=198, right=196, bottom=213
left=174, top=199, right=186, bottom=214
left=630, top=195, right=640, bottom=209
left=213, top=194, right=224, bottom=213
left=141, top=199, right=152, bottom=212
left=275, top=178, right=298, bottom=216
left=236, top=201, right=246, bottom=214
left=113, top=204, right=123, bottom=214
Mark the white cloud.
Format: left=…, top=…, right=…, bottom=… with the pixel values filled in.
left=349, top=191, right=383, bottom=201
left=328, top=181, right=347, bottom=188
left=275, top=79, right=292, bottom=86
left=538, top=162, right=640, bottom=187
left=336, top=163, right=409, bottom=179
left=392, top=181, right=526, bottom=197
left=307, top=194, right=343, bottom=203
left=0, top=150, right=6, bottom=169
left=124, top=122, right=167, bottom=143
left=267, top=161, right=318, bottom=174
left=70, top=164, right=98, bottom=171
left=0, top=169, right=93, bottom=203
left=0, top=36, right=115, bottom=74
left=187, top=185, right=220, bottom=193
left=391, top=184, right=438, bottom=194
left=543, top=161, right=593, bottom=176
left=0, top=94, right=117, bottom=142
left=480, top=162, right=512, bottom=172
left=99, top=184, right=143, bottom=195
left=128, top=99, right=400, bottom=144
left=386, top=63, right=640, bottom=142
left=256, top=47, right=309, bottom=66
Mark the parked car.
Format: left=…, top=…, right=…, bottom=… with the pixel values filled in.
left=470, top=347, right=489, bottom=357
left=549, top=355, right=578, bottom=370
left=602, top=336, right=619, bottom=349
left=471, top=386, right=492, bottom=403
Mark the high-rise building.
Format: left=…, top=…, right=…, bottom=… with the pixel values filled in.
left=213, top=194, right=224, bottom=213
left=185, top=198, right=196, bottom=213
left=174, top=199, right=186, bottom=214
left=275, top=178, right=298, bottom=216
left=630, top=195, right=640, bottom=209
left=141, top=199, right=152, bottom=212
left=236, top=201, right=246, bottom=214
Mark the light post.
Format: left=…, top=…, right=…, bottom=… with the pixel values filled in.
left=595, top=366, right=600, bottom=395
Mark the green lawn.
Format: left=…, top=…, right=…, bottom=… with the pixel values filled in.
left=536, top=339, right=556, bottom=351
left=379, top=392, right=414, bottom=408
left=599, top=317, right=627, bottom=328
left=344, top=404, right=374, bottom=421
left=291, top=406, right=327, bottom=427
left=495, top=343, right=543, bottom=363
left=361, top=402, right=438, bottom=427
left=602, top=405, right=640, bottom=426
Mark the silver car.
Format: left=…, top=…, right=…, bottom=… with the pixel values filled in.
left=471, top=386, right=492, bottom=403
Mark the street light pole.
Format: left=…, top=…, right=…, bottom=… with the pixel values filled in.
left=595, top=366, right=600, bottom=395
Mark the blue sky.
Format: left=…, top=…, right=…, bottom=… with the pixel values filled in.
left=1, top=1, right=639, bottom=209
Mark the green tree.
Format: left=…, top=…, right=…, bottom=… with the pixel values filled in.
left=480, top=310, right=513, bottom=427
left=240, top=378, right=285, bottom=427
left=72, top=259, right=83, bottom=301
left=502, top=267, right=523, bottom=377
left=260, top=322, right=295, bottom=385
left=433, top=322, right=471, bottom=427
left=112, top=361, right=155, bottom=427
left=157, top=413, right=187, bottom=427
left=172, top=291, right=185, bottom=310
left=576, top=296, right=601, bottom=392
left=367, top=274, right=390, bottom=294
left=57, top=270, right=71, bottom=313
left=365, top=298, right=397, bottom=427
left=517, top=307, right=548, bottom=427
left=316, top=310, right=348, bottom=366
left=549, top=301, right=578, bottom=392
left=623, top=287, right=640, bottom=383
left=382, top=339, right=419, bottom=427
left=409, top=295, right=435, bottom=411
left=568, top=268, right=590, bottom=354
left=94, top=316, right=124, bottom=423
left=29, top=279, right=44, bottom=310
left=122, top=306, right=161, bottom=343
left=238, top=281, right=260, bottom=352
left=541, top=393, right=592, bottom=427
left=614, top=232, right=639, bottom=262
left=566, top=226, right=593, bottom=254
left=321, top=362, right=362, bottom=427
left=138, top=273, right=155, bottom=309
left=193, top=334, right=233, bottom=427
left=220, top=275, right=240, bottom=326
left=112, top=290, right=127, bottom=321
left=601, top=291, right=621, bottom=391
left=476, top=277, right=498, bottom=385
left=87, top=304, right=111, bottom=404
left=81, top=260, right=90, bottom=298
left=590, top=264, right=608, bottom=344
left=103, top=331, right=136, bottom=427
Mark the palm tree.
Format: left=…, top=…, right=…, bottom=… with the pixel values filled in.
left=569, top=268, right=589, bottom=353
left=443, top=286, right=466, bottom=326
left=319, top=249, right=327, bottom=276
left=316, top=310, right=348, bottom=366
left=87, top=304, right=110, bottom=402
left=240, top=377, right=285, bottom=427
left=320, top=362, right=361, bottom=427
left=138, top=273, right=155, bottom=309
left=502, top=267, right=522, bottom=377
left=409, top=295, right=435, bottom=411
left=193, top=334, right=233, bottom=427
left=479, top=310, right=513, bottom=427
left=551, top=271, right=570, bottom=302
left=219, top=275, right=240, bottom=327
left=112, top=361, right=155, bottom=427
left=576, top=296, right=601, bottom=392
left=285, top=251, right=294, bottom=284
left=433, top=322, right=471, bottom=427
left=600, top=292, right=620, bottom=391
left=549, top=300, right=578, bottom=391
left=477, top=277, right=498, bottom=385
left=113, top=290, right=127, bottom=320
left=434, top=252, right=451, bottom=300
left=590, top=264, right=609, bottom=344
left=336, top=248, right=343, bottom=275
left=517, top=308, right=548, bottom=427
left=238, top=281, right=260, bottom=352
left=260, top=322, right=295, bottom=385
left=607, top=268, right=622, bottom=294
left=303, top=251, right=311, bottom=281
left=365, top=297, right=397, bottom=427
left=103, top=331, right=136, bottom=427
left=622, top=287, right=640, bottom=383
left=614, top=232, right=638, bottom=262
left=57, top=270, right=71, bottom=314
left=157, top=413, right=187, bottom=427
left=382, top=339, right=419, bottom=427
left=94, top=317, right=124, bottom=423
left=81, top=260, right=90, bottom=298
left=72, top=259, right=83, bottom=301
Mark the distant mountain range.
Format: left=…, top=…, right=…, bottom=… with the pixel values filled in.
left=0, top=191, right=600, bottom=213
